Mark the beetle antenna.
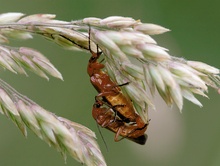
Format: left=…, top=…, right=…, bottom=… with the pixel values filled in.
left=96, top=123, right=109, bottom=152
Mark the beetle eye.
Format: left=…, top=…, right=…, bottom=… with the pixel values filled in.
left=89, top=56, right=96, bottom=63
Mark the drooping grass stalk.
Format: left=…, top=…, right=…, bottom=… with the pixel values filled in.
left=0, top=78, right=106, bottom=166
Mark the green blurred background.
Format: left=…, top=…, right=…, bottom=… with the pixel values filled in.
left=0, top=0, right=219, bottom=166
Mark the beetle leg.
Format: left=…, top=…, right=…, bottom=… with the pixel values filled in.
left=114, top=126, right=124, bottom=142
left=116, top=82, right=130, bottom=87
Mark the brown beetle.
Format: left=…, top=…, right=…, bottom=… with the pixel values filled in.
left=92, top=100, right=147, bottom=145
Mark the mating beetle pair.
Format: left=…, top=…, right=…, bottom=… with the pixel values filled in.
left=87, top=29, right=148, bottom=145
